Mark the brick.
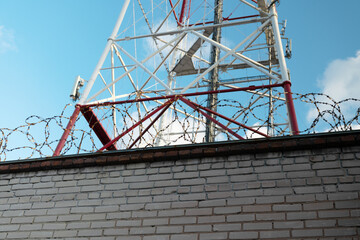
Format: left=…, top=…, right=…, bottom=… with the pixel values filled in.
left=229, top=231, right=258, bottom=239
left=256, top=213, right=285, bottom=221
left=199, top=199, right=226, bottom=207
left=127, top=196, right=152, bottom=204
left=43, top=223, right=66, bottom=230
left=287, top=171, right=315, bottom=178
left=274, top=221, right=304, bottom=229
left=6, top=232, right=30, bottom=239
left=283, top=164, right=311, bottom=171
left=132, top=210, right=157, bottom=218
left=170, top=217, right=196, bottom=225
left=184, top=224, right=211, bottom=232
left=29, top=231, right=53, bottom=238
left=324, top=228, right=357, bottom=237
left=286, top=194, right=315, bottom=203
left=255, top=165, right=281, bottom=173
left=174, top=172, right=199, bottom=179
left=171, top=201, right=197, bottom=209
left=287, top=211, right=317, bottom=220
left=158, top=209, right=184, bottom=217
left=145, top=202, right=171, bottom=211
left=143, top=218, right=169, bottom=226
left=230, top=173, right=257, bottom=182
left=342, top=160, right=360, bottom=167
left=198, top=215, right=225, bottom=224
left=305, top=219, right=336, bottom=228
left=273, top=203, right=301, bottom=211
left=338, top=218, right=360, bottom=227
left=348, top=167, right=360, bottom=175
left=207, top=176, right=229, bottom=184
left=208, top=191, right=234, bottom=199
left=263, top=188, right=292, bottom=196
left=156, top=226, right=183, bottom=234
left=171, top=234, right=197, bottom=240
left=318, top=210, right=349, bottom=218
left=213, top=223, right=241, bottom=232
left=335, top=200, right=360, bottom=209
left=242, top=205, right=271, bottom=213
left=292, top=229, right=323, bottom=237
left=243, top=222, right=272, bottom=230
left=53, top=230, right=77, bottom=238
left=185, top=208, right=212, bottom=216
left=338, top=183, right=360, bottom=192
left=199, top=232, right=227, bottom=240
left=180, top=193, right=206, bottom=201
left=227, top=214, right=255, bottom=222
left=255, top=196, right=284, bottom=205
left=235, top=189, right=263, bottom=198
left=116, top=220, right=141, bottom=227
left=66, top=221, right=91, bottom=229
left=312, top=161, right=341, bottom=169
left=303, top=202, right=333, bottom=210
left=0, top=224, right=20, bottom=232
left=130, top=227, right=156, bottom=235
left=143, top=236, right=169, bottom=240
left=149, top=173, right=173, bottom=181
left=214, top=206, right=241, bottom=214
left=317, top=169, right=345, bottom=176
left=155, top=180, right=179, bottom=187
left=78, top=229, right=102, bottom=237
left=258, top=172, right=286, bottom=180
left=260, top=230, right=290, bottom=239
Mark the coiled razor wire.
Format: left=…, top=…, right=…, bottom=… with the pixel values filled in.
left=0, top=92, right=359, bottom=161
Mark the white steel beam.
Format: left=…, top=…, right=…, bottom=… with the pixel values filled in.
left=79, top=0, right=130, bottom=105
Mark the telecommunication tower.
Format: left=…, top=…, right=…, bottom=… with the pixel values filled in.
left=54, top=0, right=299, bottom=156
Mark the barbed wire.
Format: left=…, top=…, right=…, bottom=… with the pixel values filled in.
left=0, top=92, right=359, bottom=161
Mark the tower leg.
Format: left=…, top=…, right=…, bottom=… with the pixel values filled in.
left=53, top=106, right=81, bottom=156
left=283, top=81, right=299, bottom=135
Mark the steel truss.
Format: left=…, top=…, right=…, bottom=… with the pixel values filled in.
left=54, top=0, right=299, bottom=156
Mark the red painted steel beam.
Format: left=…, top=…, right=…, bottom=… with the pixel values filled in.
left=128, top=99, right=174, bottom=149
left=81, top=107, right=117, bottom=151
left=283, top=81, right=299, bottom=135
left=178, top=0, right=188, bottom=25
left=53, top=106, right=81, bottom=156
left=179, top=96, right=244, bottom=140
left=98, top=98, right=175, bottom=152
left=190, top=14, right=260, bottom=27
left=83, top=83, right=285, bottom=108
left=168, top=0, right=180, bottom=25
left=185, top=97, right=270, bottom=138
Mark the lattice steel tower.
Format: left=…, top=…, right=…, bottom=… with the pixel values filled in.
left=54, top=0, right=299, bottom=156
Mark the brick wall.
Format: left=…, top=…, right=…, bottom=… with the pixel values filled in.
left=0, top=131, right=359, bottom=239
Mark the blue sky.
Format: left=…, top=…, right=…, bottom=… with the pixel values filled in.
left=0, top=0, right=359, bottom=157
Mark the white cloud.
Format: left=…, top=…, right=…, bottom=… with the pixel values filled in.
left=305, top=51, right=360, bottom=131
left=319, top=50, right=360, bottom=101
left=0, top=25, right=17, bottom=53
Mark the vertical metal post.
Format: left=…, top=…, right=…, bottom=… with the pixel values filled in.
left=269, top=4, right=299, bottom=135
left=205, top=0, right=223, bottom=142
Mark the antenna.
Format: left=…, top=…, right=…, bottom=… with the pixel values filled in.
left=54, top=0, right=299, bottom=156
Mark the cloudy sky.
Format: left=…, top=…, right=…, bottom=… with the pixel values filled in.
left=0, top=0, right=359, bottom=149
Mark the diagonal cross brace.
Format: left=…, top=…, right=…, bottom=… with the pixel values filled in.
left=182, top=97, right=270, bottom=138
left=98, top=98, right=175, bottom=152
left=81, top=107, right=117, bottom=151
left=178, top=96, right=244, bottom=140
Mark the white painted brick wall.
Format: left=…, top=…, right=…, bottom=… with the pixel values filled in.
left=0, top=142, right=359, bottom=239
